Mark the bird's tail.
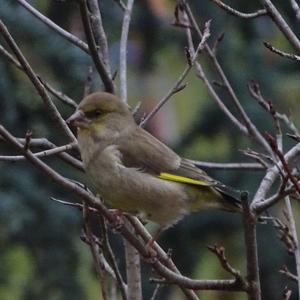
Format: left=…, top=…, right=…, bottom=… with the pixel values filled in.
left=215, top=184, right=242, bottom=212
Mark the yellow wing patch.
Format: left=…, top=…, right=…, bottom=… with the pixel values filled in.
left=158, top=172, right=211, bottom=186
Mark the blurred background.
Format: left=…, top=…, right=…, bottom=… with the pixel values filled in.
left=0, top=0, right=300, bottom=299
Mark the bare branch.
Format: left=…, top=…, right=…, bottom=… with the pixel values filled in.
left=263, top=0, right=300, bottom=53
left=191, top=160, right=264, bottom=170
left=252, top=143, right=300, bottom=209
left=264, top=42, right=300, bottom=61
left=0, top=43, right=77, bottom=109
left=0, top=20, right=76, bottom=143
left=112, top=0, right=127, bottom=11
left=282, top=287, right=292, bottom=300
left=125, top=216, right=200, bottom=299
left=184, top=3, right=274, bottom=155
left=0, top=142, right=77, bottom=162
left=119, top=0, right=135, bottom=103
left=273, top=216, right=297, bottom=255
left=140, top=20, right=211, bottom=128
left=151, top=260, right=245, bottom=291
left=149, top=284, right=161, bottom=300
left=82, top=204, right=117, bottom=300
left=40, top=78, right=78, bottom=109
left=290, top=0, right=300, bottom=20
left=266, top=133, right=300, bottom=197
left=124, top=221, right=142, bottom=300
left=207, top=244, right=248, bottom=289
left=99, top=217, right=128, bottom=300
left=210, top=0, right=267, bottom=19
left=279, top=265, right=298, bottom=282
left=241, top=192, right=261, bottom=300
left=79, top=0, right=114, bottom=93
left=16, top=0, right=89, bottom=53
left=283, top=197, right=300, bottom=295
left=248, top=81, right=299, bottom=136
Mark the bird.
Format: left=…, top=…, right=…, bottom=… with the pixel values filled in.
left=67, top=92, right=241, bottom=240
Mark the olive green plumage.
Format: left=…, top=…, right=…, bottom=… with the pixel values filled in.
left=67, top=92, right=240, bottom=229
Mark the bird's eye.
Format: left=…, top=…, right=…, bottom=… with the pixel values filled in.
left=94, top=110, right=102, bottom=117
left=85, top=110, right=102, bottom=119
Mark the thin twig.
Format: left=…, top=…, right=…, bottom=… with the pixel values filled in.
left=207, top=244, right=247, bottom=289
left=210, top=0, right=267, bottom=19
left=279, top=265, right=298, bottom=282
left=140, top=20, right=211, bottom=128
left=264, top=42, right=300, bottom=61
left=273, top=216, right=297, bottom=255
left=266, top=133, right=300, bottom=197
left=282, top=287, right=292, bottom=300
left=183, top=12, right=248, bottom=135
left=83, top=66, right=94, bottom=97
left=191, top=160, right=264, bottom=170
left=99, top=217, right=128, bottom=300
left=50, top=197, right=92, bottom=210
left=82, top=204, right=116, bottom=300
left=0, top=142, right=77, bottom=161
left=248, top=81, right=299, bottom=136
left=290, top=0, right=300, bottom=20
left=149, top=284, right=162, bottom=300
left=16, top=0, right=89, bottom=53
left=0, top=44, right=77, bottom=109
left=40, top=79, right=78, bottom=109
left=0, top=20, right=76, bottom=143
left=113, top=0, right=127, bottom=11
left=184, top=3, right=274, bottom=155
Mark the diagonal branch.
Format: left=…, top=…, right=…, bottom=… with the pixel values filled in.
left=0, top=20, right=76, bottom=143
left=140, top=20, right=211, bottom=128
left=0, top=43, right=78, bottom=109
left=184, top=3, right=273, bottom=155
left=264, top=42, right=300, bottom=61
left=263, top=0, right=300, bottom=53
left=16, top=0, right=89, bottom=53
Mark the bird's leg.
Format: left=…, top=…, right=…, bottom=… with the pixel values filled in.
left=145, top=227, right=164, bottom=255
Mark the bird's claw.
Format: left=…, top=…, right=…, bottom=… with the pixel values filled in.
left=109, top=209, right=124, bottom=233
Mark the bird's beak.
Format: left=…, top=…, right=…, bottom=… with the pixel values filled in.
left=66, top=110, right=89, bottom=128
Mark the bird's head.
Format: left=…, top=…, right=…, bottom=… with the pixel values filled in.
left=67, top=92, right=133, bottom=132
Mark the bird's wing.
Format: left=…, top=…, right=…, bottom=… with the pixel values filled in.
left=118, top=128, right=214, bottom=186
left=118, top=127, right=182, bottom=173
left=118, top=128, right=241, bottom=206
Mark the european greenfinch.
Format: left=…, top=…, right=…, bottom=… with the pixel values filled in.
left=67, top=92, right=240, bottom=232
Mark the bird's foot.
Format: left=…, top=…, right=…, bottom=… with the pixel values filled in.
left=144, top=238, right=158, bottom=263
left=109, top=209, right=124, bottom=233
